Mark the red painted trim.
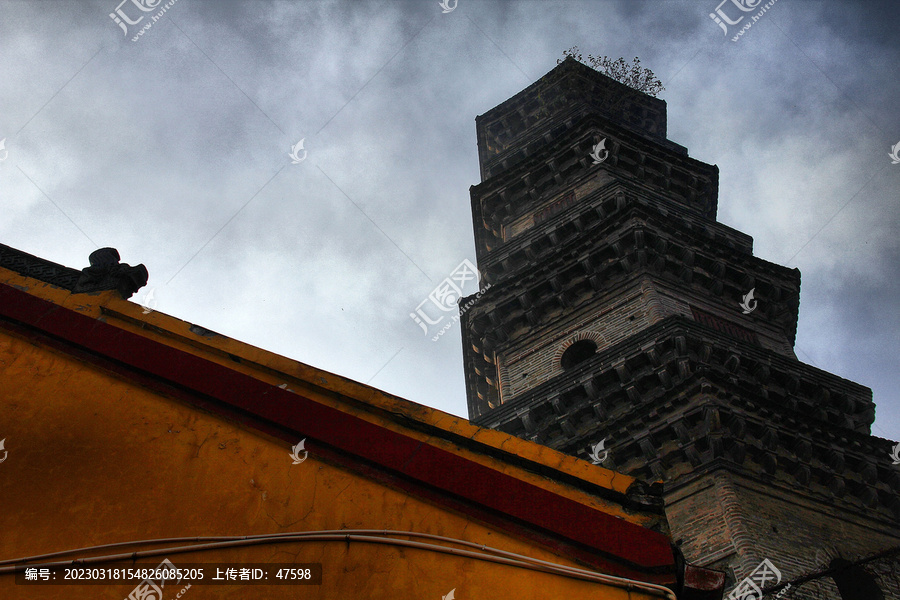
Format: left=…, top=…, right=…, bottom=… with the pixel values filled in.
left=4, top=315, right=669, bottom=583
left=0, top=282, right=676, bottom=580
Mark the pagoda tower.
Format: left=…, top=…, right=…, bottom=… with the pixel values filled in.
left=460, top=57, right=900, bottom=599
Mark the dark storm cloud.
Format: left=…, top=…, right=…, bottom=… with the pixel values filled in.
left=0, top=0, right=897, bottom=440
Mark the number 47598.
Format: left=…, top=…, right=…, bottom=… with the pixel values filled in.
left=276, top=568, right=312, bottom=579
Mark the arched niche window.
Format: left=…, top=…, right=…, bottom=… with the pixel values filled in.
left=560, top=339, right=597, bottom=371
left=830, top=557, right=884, bottom=600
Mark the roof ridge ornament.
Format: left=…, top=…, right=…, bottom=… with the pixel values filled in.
left=73, top=247, right=148, bottom=299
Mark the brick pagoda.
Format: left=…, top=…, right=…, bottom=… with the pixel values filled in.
left=460, top=57, right=900, bottom=599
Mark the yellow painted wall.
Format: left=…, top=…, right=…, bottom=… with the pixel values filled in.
left=0, top=313, right=666, bottom=600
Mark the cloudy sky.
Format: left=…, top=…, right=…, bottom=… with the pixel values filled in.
left=1, top=0, right=898, bottom=442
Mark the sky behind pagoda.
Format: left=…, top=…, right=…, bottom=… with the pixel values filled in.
left=1, top=0, right=898, bottom=442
